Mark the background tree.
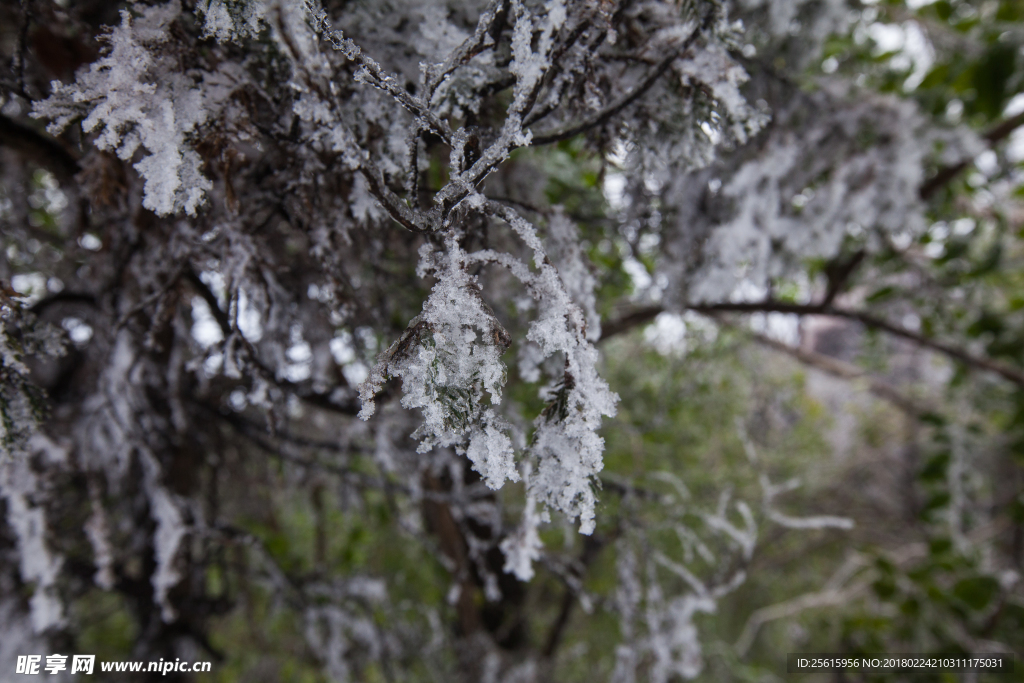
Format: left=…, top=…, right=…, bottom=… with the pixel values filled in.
left=1, top=0, right=1023, bottom=681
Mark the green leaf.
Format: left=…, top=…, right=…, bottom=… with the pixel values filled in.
left=952, top=576, right=999, bottom=610
left=873, top=577, right=898, bottom=599
left=919, top=452, right=950, bottom=482
left=918, top=64, right=950, bottom=90
left=973, top=44, right=1016, bottom=118
left=996, top=0, right=1023, bottom=21
left=923, top=491, right=952, bottom=513
left=866, top=285, right=897, bottom=303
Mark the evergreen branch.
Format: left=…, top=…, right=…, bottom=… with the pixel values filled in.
left=529, top=11, right=713, bottom=146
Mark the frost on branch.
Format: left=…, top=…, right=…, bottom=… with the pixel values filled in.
left=302, top=577, right=390, bottom=683
left=196, top=0, right=269, bottom=43
left=509, top=0, right=567, bottom=117
left=546, top=209, right=601, bottom=341
left=5, top=0, right=965, bottom=674
left=359, top=240, right=517, bottom=490
left=612, top=525, right=729, bottom=683
left=499, top=463, right=546, bottom=581
left=1, top=435, right=68, bottom=634
left=526, top=271, right=618, bottom=534
left=478, top=207, right=619, bottom=535
left=736, top=0, right=850, bottom=60
left=675, top=42, right=769, bottom=147
left=528, top=337, right=617, bottom=536
left=1, top=293, right=59, bottom=460
left=660, top=83, right=980, bottom=303
left=0, top=291, right=68, bottom=633
left=74, top=332, right=191, bottom=622
left=32, top=2, right=212, bottom=216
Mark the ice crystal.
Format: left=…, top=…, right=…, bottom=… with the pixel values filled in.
left=500, top=464, right=546, bottom=581
left=32, top=2, right=212, bottom=216
left=196, top=0, right=269, bottom=43
left=360, top=240, right=517, bottom=490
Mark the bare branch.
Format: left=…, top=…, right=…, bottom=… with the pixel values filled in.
left=542, top=534, right=608, bottom=658
left=744, top=326, right=934, bottom=418
left=0, top=114, right=81, bottom=183
left=819, top=249, right=865, bottom=308
left=734, top=576, right=872, bottom=657
left=603, top=300, right=1024, bottom=388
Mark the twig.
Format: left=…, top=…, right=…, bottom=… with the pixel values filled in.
left=529, top=12, right=712, bottom=146
left=183, top=270, right=367, bottom=416
left=422, top=0, right=510, bottom=100
left=273, top=7, right=435, bottom=234
left=734, top=577, right=872, bottom=657
left=12, top=0, right=31, bottom=98
left=305, top=1, right=453, bottom=145
left=819, top=249, right=865, bottom=308
left=541, top=533, right=609, bottom=658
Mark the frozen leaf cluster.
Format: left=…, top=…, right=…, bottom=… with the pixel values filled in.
left=196, top=0, right=269, bottom=43
left=32, top=2, right=211, bottom=216
left=360, top=239, right=517, bottom=490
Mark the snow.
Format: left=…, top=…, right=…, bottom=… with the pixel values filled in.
left=148, top=486, right=186, bottom=622
left=682, top=83, right=953, bottom=303
left=499, top=464, right=546, bottom=581
left=675, top=43, right=768, bottom=146
left=7, top=0, right=988, bottom=674
left=32, top=2, right=213, bottom=216
left=0, top=435, right=69, bottom=633
left=360, top=238, right=518, bottom=489
left=547, top=209, right=601, bottom=341
left=196, top=0, right=269, bottom=43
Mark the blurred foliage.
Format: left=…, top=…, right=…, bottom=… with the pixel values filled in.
left=4, top=0, right=1024, bottom=680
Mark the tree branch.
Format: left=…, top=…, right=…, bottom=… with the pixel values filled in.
left=601, top=304, right=663, bottom=339
left=11, top=0, right=31, bottom=98
left=183, top=269, right=368, bottom=416
left=541, top=534, right=608, bottom=659
left=273, top=8, right=436, bottom=233
left=919, top=109, right=1024, bottom=199
left=358, top=164, right=434, bottom=233
left=184, top=269, right=231, bottom=335
left=734, top=577, right=871, bottom=657
left=529, top=12, right=712, bottom=146
left=602, top=300, right=1024, bottom=388
left=820, top=249, right=865, bottom=308
left=841, top=307, right=1024, bottom=386
left=423, top=0, right=509, bottom=100
left=740, top=325, right=935, bottom=418
left=305, top=4, right=453, bottom=145
left=0, top=114, right=81, bottom=183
